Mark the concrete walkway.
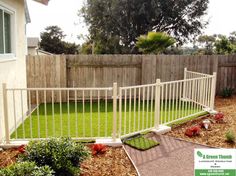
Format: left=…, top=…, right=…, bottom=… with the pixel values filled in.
left=124, top=134, right=211, bottom=176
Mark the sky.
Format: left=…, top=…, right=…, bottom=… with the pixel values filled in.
left=26, top=0, right=236, bottom=44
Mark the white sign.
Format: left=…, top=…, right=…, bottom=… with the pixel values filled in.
left=194, top=149, right=236, bottom=176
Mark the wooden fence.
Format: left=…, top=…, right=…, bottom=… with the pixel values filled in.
left=26, top=54, right=236, bottom=96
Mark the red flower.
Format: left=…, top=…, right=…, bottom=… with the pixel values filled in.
left=185, top=126, right=201, bottom=137
left=91, top=144, right=107, bottom=155
left=185, top=129, right=194, bottom=137
left=214, top=112, right=224, bottom=123
left=191, top=126, right=201, bottom=135
left=17, top=145, right=25, bottom=154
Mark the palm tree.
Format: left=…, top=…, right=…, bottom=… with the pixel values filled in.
left=136, top=32, right=175, bottom=54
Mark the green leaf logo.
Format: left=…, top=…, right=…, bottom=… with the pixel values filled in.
left=197, top=151, right=203, bottom=157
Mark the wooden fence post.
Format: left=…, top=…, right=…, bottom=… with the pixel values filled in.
left=112, top=83, right=117, bottom=141
left=154, top=79, right=161, bottom=129
left=2, top=83, right=10, bottom=144
left=210, top=72, right=217, bottom=109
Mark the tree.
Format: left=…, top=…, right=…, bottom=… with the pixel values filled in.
left=40, top=26, right=79, bottom=54
left=136, top=32, right=175, bottom=54
left=215, top=35, right=234, bottom=54
left=229, top=31, right=236, bottom=45
left=80, top=0, right=209, bottom=53
left=194, top=33, right=236, bottom=55
left=63, top=42, right=79, bottom=54
left=92, top=35, right=126, bottom=54
left=196, top=35, right=216, bottom=55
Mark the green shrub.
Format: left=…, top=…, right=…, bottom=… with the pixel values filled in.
left=0, top=161, right=54, bottom=176
left=221, top=88, right=234, bottom=98
left=225, top=130, right=235, bottom=143
left=19, top=138, right=90, bottom=176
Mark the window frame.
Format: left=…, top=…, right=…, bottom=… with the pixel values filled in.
left=0, top=2, right=16, bottom=62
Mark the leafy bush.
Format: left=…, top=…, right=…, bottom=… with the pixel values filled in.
left=221, top=88, right=234, bottom=98
left=225, top=130, right=235, bottom=143
left=0, top=161, right=54, bottom=176
left=19, top=138, right=90, bottom=176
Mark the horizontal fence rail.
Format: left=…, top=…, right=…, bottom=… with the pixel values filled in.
left=1, top=69, right=217, bottom=144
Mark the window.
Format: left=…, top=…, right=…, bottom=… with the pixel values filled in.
left=0, top=5, right=14, bottom=55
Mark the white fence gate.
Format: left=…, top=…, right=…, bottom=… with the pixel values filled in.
left=1, top=69, right=216, bottom=144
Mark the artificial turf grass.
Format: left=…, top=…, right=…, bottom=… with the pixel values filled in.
left=167, top=111, right=209, bottom=127
left=124, top=136, right=160, bottom=151
left=11, top=100, right=203, bottom=139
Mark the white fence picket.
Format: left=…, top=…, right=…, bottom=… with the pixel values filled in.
left=1, top=69, right=217, bottom=143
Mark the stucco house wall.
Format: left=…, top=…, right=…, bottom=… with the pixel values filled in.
left=0, top=0, right=27, bottom=142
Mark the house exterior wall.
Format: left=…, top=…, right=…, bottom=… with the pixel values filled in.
left=0, top=0, right=27, bottom=142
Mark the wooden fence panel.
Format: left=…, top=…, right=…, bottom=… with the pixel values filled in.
left=26, top=54, right=236, bottom=101
left=217, top=55, right=236, bottom=94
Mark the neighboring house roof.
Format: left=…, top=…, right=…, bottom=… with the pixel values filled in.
left=27, top=38, right=39, bottom=48
left=33, top=0, right=49, bottom=5
left=37, top=49, right=52, bottom=55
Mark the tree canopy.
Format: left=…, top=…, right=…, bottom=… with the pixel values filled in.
left=194, top=32, right=236, bottom=55
left=80, top=0, right=209, bottom=54
left=196, top=35, right=216, bottom=55
left=40, top=26, right=79, bottom=54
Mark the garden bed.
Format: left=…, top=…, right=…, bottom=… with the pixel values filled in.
left=81, top=146, right=137, bottom=176
left=0, top=148, right=20, bottom=168
left=0, top=145, right=138, bottom=176
left=166, top=96, right=236, bottom=148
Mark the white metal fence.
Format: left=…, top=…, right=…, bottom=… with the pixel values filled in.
left=1, top=69, right=216, bottom=144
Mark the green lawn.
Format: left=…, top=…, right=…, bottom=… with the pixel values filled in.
left=11, top=100, right=204, bottom=139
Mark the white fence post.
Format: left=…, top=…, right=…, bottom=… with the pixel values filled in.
left=154, top=79, right=161, bottom=129
left=183, top=68, right=187, bottom=99
left=118, top=88, right=122, bottom=138
left=210, top=72, right=217, bottom=110
left=112, top=82, right=117, bottom=141
left=2, top=83, right=10, bottom=144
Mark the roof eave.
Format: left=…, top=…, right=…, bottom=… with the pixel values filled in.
left=32, top=0, right=49, bottom=5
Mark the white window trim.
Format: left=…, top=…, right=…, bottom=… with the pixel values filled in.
left=0, top=1, right=17, bottom=62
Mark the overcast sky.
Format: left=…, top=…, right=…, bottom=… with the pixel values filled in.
left=26, top=0, right=236, bottom=44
